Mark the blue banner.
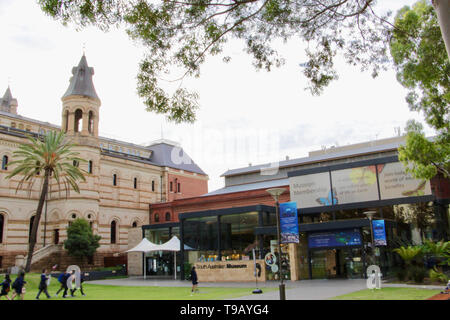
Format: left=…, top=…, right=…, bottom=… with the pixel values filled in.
left=279, top=202, right=299, bottom=243
left=372, top=220, right=387, bottom=246
left=308, top=229, right=362, bottom=248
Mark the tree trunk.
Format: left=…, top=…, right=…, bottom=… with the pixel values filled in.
left=432, top=0, right=450, bottom=59
left=24, top=170, right=50, bottom=272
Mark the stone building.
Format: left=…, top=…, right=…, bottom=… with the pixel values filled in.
left=0, top=55, right=208, bottom=270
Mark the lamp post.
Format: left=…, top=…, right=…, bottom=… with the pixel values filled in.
left=266, top=187, right=286, bottom=300
left=364, top=210, right=377, bottom=266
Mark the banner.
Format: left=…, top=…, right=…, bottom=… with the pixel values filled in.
left=372, top=220, right=387, bottom=246
left=279, top=201, right=299, bottom=243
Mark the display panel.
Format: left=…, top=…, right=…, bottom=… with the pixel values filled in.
left=289, top=172, right=333, bottom=209
left=331, top=166, right=379, bottom=204
left=308, top=229, right=362, bottom=248
left=378, top=162, right=432, bottom=200
left=279, top=201, right=299, bottom=243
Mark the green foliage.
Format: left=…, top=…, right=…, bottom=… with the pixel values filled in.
left=37, top=0, right=400, bottom=122
left=393, top=245, right=423, bottom=263
left=64, top=218, right=101, bottom=260
left=391, top=1, right=450, bottom=180
left=5, top=131, right=86, bottom=271
left=429, top=266, right=448, bottom=283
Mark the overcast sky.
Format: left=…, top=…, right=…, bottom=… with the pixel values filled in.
left=0, top=0, right=434, bottom=192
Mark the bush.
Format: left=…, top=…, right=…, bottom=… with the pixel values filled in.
left=429, top=267, right=449, bottom=283
left=394, top=268, right=407, bottom=282
left=408, top=265, right=427, bottom=283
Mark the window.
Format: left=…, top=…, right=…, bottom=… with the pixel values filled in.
left=73, top=160, right=79, bottom=167
left=133, top=177, right=137, bottom=189
left=0, top=214, right=4, bottom=243
left=1, top=155, right=8, bottom=170
left=178, top=183, right=181, bottom=193
left=170, top=182, right=173, bottom=192
left=132, top=221, right=137, bottom=228
left=74, top=109, right=82, bottom=132
left=113, top=174, right=117, bottom=186
left=111, top=221, right=117, bottom=244
left=152, top=180, right=155, bottom=192
left=11, top=122, right=16, bottom=128
left=154, top=214, right=159, bottom=223
left=88, top=160, right=93, bottom=174
left=165, top=212, right=171, bottom=221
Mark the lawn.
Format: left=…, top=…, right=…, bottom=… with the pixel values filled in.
left=0, top=273, right=271, bottom=300
left=331, top=287, right=441, bottom=300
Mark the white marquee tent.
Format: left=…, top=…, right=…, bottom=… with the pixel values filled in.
left=126, top=236, right=195, bottom=280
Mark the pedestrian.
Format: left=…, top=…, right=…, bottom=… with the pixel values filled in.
left=0, top=274, right=11, bottom=300
left=190, top=266, right=198, bottom=296
left=70, top=272, right=86, bottom=297
left=55, top=271, right=71, bottom=298
left=10, top=271, right=27, bottom=300
left=36, top=268, right=51, bottom=299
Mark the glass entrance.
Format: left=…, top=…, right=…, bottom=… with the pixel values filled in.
left=310, top=247, right=364, bottom=279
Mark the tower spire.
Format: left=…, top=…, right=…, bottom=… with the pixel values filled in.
left=62, top=54, right=99, bottom=101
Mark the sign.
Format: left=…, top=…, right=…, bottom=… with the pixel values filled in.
left=279, top=201, right=300, bottom=243
left=308, top=229, right=362, bottom=248
left=331, top=166, right=379, bottom=204
left=289, top=172, right=331, bottom=209
left=264, top=252, right=276, bottom=266
left=372, top=220, right=387, bottom=246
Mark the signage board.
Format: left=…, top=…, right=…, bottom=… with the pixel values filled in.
left=372, top=220, right=387, bottom=246
left=279, top=202, right=299, bottom=243
left=289, top=172, right=332, bottom=209
left=308, top=229, right=362, bottom=249
left=331, top=166, right=379, bottom=204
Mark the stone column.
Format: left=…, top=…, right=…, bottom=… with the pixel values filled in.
left=81, top=111, right=89, bottom=136
left=67, top=111, right=75, bottom=134
left=288, top=243, right=300, bottom=281
left=93, top=114, right=99, bottom=137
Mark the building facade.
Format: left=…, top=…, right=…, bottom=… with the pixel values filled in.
left=0, top=55, right=208, bottom=270
left=140, top=136, right=449, bottom=281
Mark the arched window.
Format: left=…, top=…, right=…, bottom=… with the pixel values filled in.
left=88, top=160, right=93, bottom=174
left=1, top=155, right=8, bottom=170
left=113, top=174, right=117, bottom=186
left=74, top=109, right=82, bottom=132
left=73, top=160, right=79, bottom=167
left=64, top=110, right=69, bottom=132
left=154, top=213, right=159, bottom=223
left=88, top=111, right=94, bottom=134
left=110, top=221, right=117, bottom=244
left=29, top=216, right=35, bottom=243
left=133, top=177, right=137, bottom=189
left=151, top=180, right=155, bottom=192
left=165, top=212, right=171, bottom=222
left=132, top=221, right=137, bottom=228
left=0, top=213, right=4, bottom=244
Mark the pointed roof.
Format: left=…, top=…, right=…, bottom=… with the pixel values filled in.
left=146, top=141, right=206, bottom=175
left=62, top=54, right=100, bottom=101
left=0, top=86, right=18, bottom=113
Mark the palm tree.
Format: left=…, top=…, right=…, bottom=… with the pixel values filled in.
left=6, top=131, right=86, bottom=272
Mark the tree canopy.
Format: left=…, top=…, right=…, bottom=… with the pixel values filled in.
left=64, top=218, right=101, bottom=260
left=391, top=1, right=449, bottom=179
left=38, top=0, right=400, bottom=123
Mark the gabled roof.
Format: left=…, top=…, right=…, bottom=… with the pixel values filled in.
left=62, top=55, right=100, bottom=101
left=146, top=142, right=206, bottom=175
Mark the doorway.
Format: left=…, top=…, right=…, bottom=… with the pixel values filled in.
left=310, top=247, right=364, bottom=279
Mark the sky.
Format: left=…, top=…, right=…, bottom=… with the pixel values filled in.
left=0, top=0, right=435, bottom=192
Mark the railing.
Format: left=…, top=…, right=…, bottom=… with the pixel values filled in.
left=25, top=244, right=63, bottom=265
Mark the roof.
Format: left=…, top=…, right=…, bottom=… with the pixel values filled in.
left=0, top=87, right=17, bottom=112
left=221, top=139, right=405, bottom=177
left=202, top=178, right=289, bottom=197
left=62, top=55, right=100, bottom=101
left=146, top=142, right=206, bottom=175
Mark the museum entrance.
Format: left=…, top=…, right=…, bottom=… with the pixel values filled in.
left=310, top=247, right=364, bottom=279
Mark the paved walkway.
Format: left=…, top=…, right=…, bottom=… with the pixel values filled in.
left=86, top=277, right=444, bottom=300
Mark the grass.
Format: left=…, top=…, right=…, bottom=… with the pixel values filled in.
left=331, top=287, right=441, bottom=300
left=0, top=273, right=273, bottom=300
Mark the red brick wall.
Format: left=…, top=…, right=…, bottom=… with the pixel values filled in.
left=167, top=172, right=208, bottom=202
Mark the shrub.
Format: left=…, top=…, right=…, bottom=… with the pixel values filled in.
left=408, top=265, right=427, bottom=283
left=394, top=268, right=407, bottom=282
left=429, top=267, right=449, bottom=283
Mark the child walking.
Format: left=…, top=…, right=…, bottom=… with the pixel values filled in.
left=10, top=271, right=27, bottom=300
left=0, top=274, right=11, bottom=300
left=36, top=268, right=51, bottom=299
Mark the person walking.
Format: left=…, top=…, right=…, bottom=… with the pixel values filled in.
left=36, top=268, right=51, bottom=299
left=190, top=266, right=198, bottom=296
left=10, top=271, right=27, bottom=300
left=0, top=274, right=11, bottom=300
left=55, top=271, right=71, bottom=298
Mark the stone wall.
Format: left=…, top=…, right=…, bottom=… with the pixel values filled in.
left=127, top=228, right=143, bottom=276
